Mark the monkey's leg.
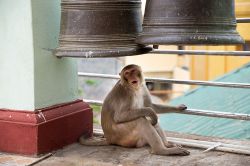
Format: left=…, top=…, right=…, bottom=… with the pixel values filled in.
left=154, top=124, right=181, bottom=148
left=137, top=118, right=190, bottom=156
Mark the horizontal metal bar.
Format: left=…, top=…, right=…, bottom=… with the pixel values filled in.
left=79, top=72, right=120, bottom=80
left=150, top=50, right=250, bottom=56
left=86, top=99, right=103, bottom=106
left=85, top=99, right=250, bottom=121
left=78, top=72, right=250, bottom=89
left=181, top=109, right=250, bottom=121
left=237, top=18, right=250, bottom=23
left=55, top=50, right=250, bottom=58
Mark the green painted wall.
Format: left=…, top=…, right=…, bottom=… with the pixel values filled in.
left=31, top=0, right=78, bottom=109
left=0, top=0, right=78, bottom=111
left=0, top=0, right=35, bottom=110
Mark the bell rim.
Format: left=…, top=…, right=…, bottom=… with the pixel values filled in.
left=136, top=34, right=245, bottom=45
left=53, top=46, right=152, bottom=58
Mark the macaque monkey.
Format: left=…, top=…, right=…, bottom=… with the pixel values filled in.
left=80, top=64, right=190, bottom=156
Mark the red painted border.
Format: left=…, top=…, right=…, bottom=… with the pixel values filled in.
left=0, top=100, right=93, bottom=155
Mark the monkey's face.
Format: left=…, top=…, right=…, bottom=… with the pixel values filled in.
left=123, top=68, right=142, bottom=90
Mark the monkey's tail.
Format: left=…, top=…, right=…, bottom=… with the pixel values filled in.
left=79, top=135, right=108, bottom=146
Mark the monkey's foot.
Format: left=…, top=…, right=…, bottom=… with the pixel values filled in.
left=164, top=142, right=182, bottom=148
left=151, top=147, right=190, bottom=156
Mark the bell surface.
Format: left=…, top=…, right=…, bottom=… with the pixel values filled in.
left=137, top=0, right=244, bottom=45
left=54, top=0, right=151, bottom=58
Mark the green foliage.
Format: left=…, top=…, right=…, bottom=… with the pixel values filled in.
left=78, top=88, right=83, bottom=96
left=93, top=117, right=99, bottom=124
left=85, top=79, right=97, bottom=86
left=91, top=104, right=101, bottom=112
left=91, top=104, right=101, bottom=124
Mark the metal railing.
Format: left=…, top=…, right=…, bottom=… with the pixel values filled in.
left=237, top=18, right=250, bottom=23
left=78, top=72, right=250, bottom=89
left=84, top=99, right=250, bottom=121
left=79, top=72, right=250, bottom=121
left=150, top=50, right=250, bottom=56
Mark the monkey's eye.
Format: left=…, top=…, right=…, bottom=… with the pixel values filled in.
left=124, top=71, right=129, bottom=76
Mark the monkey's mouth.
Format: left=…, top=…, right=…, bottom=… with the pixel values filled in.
left=131, top=81, right=138, bottom=85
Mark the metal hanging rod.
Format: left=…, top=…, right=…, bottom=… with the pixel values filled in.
left=78, top=72, right=250, bottom=89
left=237, top=18, right=250, bottom=23
left=55, top=50, right=250, bottom=58
left=150, top=50, right=250, bottom=56
left=84, top=99, right=250, bottom=121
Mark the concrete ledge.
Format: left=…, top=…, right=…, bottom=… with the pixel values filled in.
left=0, top=100, right=93, bottom=155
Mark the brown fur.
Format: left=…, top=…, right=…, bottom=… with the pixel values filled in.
left=80, top=64, right=190, bottom=156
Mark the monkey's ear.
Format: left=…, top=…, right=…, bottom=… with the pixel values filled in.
left=119, top=72, right=121, bottom=76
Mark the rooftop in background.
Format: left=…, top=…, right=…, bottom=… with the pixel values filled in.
left=160, top=62, right=250, bottom=140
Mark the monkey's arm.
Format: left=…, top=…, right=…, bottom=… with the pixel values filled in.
left=143, top=86, right=187, bottom=114
left=114, top=107, right=158, bottom=125
left=152, top=103, right=187, bottom=114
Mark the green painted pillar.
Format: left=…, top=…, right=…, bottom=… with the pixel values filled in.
left=0, top=0, right=78, bottom=111
left=0, top=0, right=35, bottom=110
left=0, top=0, right=92, bottom=155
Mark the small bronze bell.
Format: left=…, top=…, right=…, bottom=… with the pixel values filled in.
left=54, top=0, right=151, bottom=58
left=137, top=0, right=244, bottom=45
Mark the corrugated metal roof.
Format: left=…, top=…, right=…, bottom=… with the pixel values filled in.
left=160, top=63, right=250, bottom=140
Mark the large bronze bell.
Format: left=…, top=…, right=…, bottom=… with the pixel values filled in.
left=54, top=0, right=151, bottom=58
left=137, top=0, right=244, bottom=45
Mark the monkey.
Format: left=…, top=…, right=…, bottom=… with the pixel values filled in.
left=80, top=64, right=190, bottom=156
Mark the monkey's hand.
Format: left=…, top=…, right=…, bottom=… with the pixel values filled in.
left=177, top=104, right=187, bottom=111
left=145, top=107, right=158, bottom=126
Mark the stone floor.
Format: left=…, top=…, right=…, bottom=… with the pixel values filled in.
left=35, top=144, right=250, bottom=166
left=0, top=152, right=37, bottom=166
left=1, top=132, right=250, bottom=166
